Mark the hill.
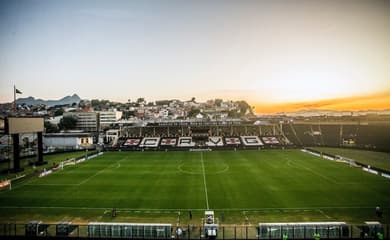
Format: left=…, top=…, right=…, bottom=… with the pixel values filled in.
left=15, top=94, right=81, bottom=107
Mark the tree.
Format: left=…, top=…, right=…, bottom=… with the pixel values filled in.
left=137, top=98, right=145, bottom=104
left=187, top=108, right=200, bottom=118
left=215, top=99, right=223, bottom=107
left=91, top=99, right=100, bottom=107
left=237, top=101, right=253, bottom=115
left=155, top=100, right=172, bottom=106
left=54, top=108, right=64, bottom=117
left=228, top=110, right=240, bottom=118
left=58, top=116, right=77, bottom=130
left=44, top=121, right=59, bottom=133
left=122, top=111, right=135, bottom=119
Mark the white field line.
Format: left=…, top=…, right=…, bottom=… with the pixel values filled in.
left=200, top=152, right=209, bottom=210
left=292, top=160, right=338, bottom=184
left=303, top=165, right=337, bottom=184
left=77, top=158, right=124, bottom=185
left=318, top=209, right=332, bottom=219
left=9, top=157, right=125, bottom=189
left=0, top=206, right=377, bottom=211
left=25, top=183, right=78, bottom=186
left=77, top=166, right=108, bottom=185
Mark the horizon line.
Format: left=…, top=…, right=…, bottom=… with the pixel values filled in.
left=2, top=90, right=390, bottom=115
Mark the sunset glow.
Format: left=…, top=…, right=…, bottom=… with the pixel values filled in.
left=0, top=0, right=389, bottom=113
left=254, top=91, right=390, bottom=114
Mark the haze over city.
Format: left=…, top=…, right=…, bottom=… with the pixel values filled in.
left=1, top=0, right=389, bottom=114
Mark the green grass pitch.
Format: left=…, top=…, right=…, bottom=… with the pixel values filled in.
left=310, top=147, right=390, bottom=172
left=1, top=149, right=389, bottom=224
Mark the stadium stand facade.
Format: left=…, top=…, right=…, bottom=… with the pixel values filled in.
left=105, top=119, right=390, bottom=152
left=282, top=122, right=390, bottom=151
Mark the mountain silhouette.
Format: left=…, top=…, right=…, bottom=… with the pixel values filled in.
left=16, top=94, right=81, bottom=107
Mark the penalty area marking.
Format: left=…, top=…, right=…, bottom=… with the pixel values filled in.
left=317, top=209, right=332, bottom=219
left=75, top=159, right=124, bottom=185
left=6, top=157, right=126, bottom=190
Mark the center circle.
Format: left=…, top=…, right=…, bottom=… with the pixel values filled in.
left=177, top=162, right=229, bottom=175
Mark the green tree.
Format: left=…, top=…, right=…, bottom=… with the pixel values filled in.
left=58, top=116, right=77, bottom=130
left=122, top=111, right=135, bottom=119
left=137, top=98, right=145, bottom=104
left=228, top=110, right=240, bottom=118
left=237, top=100, right=253, bottom=115
left=54, top=108, right=64, bottom=117
left=44, top=121, right=59, bottom=133
left=91, top=99, right=100, bottom=107
left=187, top=108, right=201, bottom=118
left=215, top=99, right=223, bottom=107
left=155, top=100, right=172, bottom=106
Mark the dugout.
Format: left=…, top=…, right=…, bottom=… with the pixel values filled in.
left=56, top=222, right=78, bottom=237
left=358, top=222, right=384, bottom=239
left=25, top=221, right=49, bottom=236
left=257, top=222, right=349, bottom=239
left=88, top=222, right=171, bottom=239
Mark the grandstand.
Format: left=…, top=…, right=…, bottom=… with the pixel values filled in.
left=283, top=121, right=390, bottom=151
left=106, top=120, right=288, bottom=151
left=101, top=119, right=390, bottom=153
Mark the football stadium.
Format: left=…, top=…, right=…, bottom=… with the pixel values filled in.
left=2, top=0, right=390, bottom=238
left=1, top=118, right=389, bottom=239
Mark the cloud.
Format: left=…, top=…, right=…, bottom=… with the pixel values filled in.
left=254, top=91, right=390, bottom=114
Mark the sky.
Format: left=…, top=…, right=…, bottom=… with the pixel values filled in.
left=0, top=0, right=389, bottom=113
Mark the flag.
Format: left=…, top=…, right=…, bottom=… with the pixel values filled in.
left=15, top=88, right=22, bottom=94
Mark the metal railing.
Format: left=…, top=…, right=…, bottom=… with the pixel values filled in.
left=0, top=223, right=388, bottom=239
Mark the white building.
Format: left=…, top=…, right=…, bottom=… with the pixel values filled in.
left=64, top=112, right=98, bottom=132
left=105, top=129, right=119, bottom=143
left=98, top=110, right=123, bottom=127
left=43, top=133, right=93, bottom=150
left=158, top=109, right=169, bottom=118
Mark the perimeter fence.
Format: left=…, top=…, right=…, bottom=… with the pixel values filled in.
left=0, top=222, right=388, bottom=239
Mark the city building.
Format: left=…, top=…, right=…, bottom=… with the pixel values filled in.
left=43, top=132, right=93, bottom=150
left=98, top=110, right=122, bottom=127
left=64, top=112, right=98, bottom=132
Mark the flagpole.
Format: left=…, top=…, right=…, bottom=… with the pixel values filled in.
left=13, top=85, right=17, bottom=112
